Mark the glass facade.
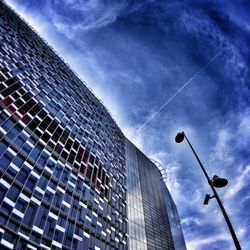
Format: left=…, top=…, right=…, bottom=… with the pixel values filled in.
left=125, top=139, right=186, bottom=250
left=125, top=140, right=147, bottom=250
left=136, top=149, right=175, bottom=250
left=0, top=1, right=186, bottom=250
left=161, top=186, right=187, bottom=250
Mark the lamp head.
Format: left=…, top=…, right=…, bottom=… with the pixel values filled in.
left=212, top=175, right=228, bottom=188
left=203, top=194, right=211, bottom=205
left=175, top=132, right=185, bottom=143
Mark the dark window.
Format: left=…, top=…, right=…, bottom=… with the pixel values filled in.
left=53, top=164, right=63, bottom=179
left=1, top=200, right=13, bottom=215
left=13, top=132, right=27, bottom=148
left=41, top=132, right=50, bottom=143
left=76, top=146, right=84, bottom=162
left=6, top=184, right=20, bottom=202
left=46, top=159, right=56, bottom=171
left=101, top=171, right=106, bottom=185
left=1, top=150, right=14, bottom=171
left=2, top=231, right=17, bottom=246
left=61, top=167, right=70, bottom=183
left=4, top=77, right=17, bottom=87
left=59, top=130, right=69, bottom=144
left=58, top=216, right=66, bottom=227
left=61, top=150, right=68, bottom=160
left=47, top=120, right=58, bottom=134
left=83, top=150, right=89, bottom=163
left=22, top=142, right=32, bottom=154
left=44, top=217, right=56, bottom=238
left=29, top=104, right=40, bottom=116
left=38, top=109, right=47, bottom=120
left=68, top=151, right=76, bottom=165
left=44, top=190, right=53, bottom=203
left=12, top=92, right=20, bottom=101
left=64, top=221, right=74, bottom=247
left=86, top=166, right=93, bottom=180
left=89, top=154, right=95, bottom=165
left=29, top=143, right=43, bottom=161
left=6, top=167, right=18, bottom=178
left=15, top=198, right=28, bottom=213
left=55, top=126, right=63, bottom=137
left=39, top=117, right=49, bottom=130
left=0, top=183, right=8, bottom=203
left=34, top=204, right=48, bottom=229
left=8, top=122, right=22, bottom=138
left=25, top=175, right=38, bottom=191
left=54, top=143, right=63, bottom=155
left=80, top=164, right=86, bottom=176
left=2, top=118, right=15, bottom=131
left=53, top=229, right=63, bottom=242
left=92, top=167, right=98, bottom=183
left=52, top=190, right=63, bottom=208
left=12, top=154, right=25, bottom=167
left=28, top=117, right=40, bottom=131
left=0, top=139, right=8, bottom=157
left=47, top=140, right=55, bottom=150
left=37, top=151, right=49, bottom=166
left=16, top=165, right=31, bottom=183
left=0, top=111, right=8, bottom=125
left=73, top=141, right=79, bottom=151
left=23, top=202, right=38, bottom=227
left=69, top=199, right=78, bottom=218
left=21, top=114, right=32, bottom=124
left=98, top=165, right=103, bottom=180
left=37, top=175, right=48, bottom=190
left=15, top=98, right=24, bottom=108
left=65, top=138, right=73, bottom=151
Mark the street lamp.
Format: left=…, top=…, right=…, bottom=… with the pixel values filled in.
left=175, top=131, right=241, bottom=250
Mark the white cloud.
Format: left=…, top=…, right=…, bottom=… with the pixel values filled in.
left=237, top=226, right=247, bottom=238
left=224, top=165, right=250, bottom=199
left=235, top=111, right=250, bottom=149
left=149, top=151, right=171, bottom=165
left=209, top=108, right=250, bottom=201
left=181, top=216, right=202, bottom=226
left=186, top=233, right=231, bottom=250
left=212, top=128, right=234, bottom=164
left=49, top=0, right=128, bottom=36
left=240, top=193, right=250, bottom=205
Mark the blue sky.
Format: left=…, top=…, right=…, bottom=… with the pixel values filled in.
left=6, top=0, right=250, bottom=249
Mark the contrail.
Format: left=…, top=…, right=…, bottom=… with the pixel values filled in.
left=136, top=50, right=223, bottom=133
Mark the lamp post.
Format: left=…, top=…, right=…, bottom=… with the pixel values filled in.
left=175, top=131, right=241, bottom=250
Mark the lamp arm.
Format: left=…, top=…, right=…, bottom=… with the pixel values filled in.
left=183, top=133, right=211, bottom=182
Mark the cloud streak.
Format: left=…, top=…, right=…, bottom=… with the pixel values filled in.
left=136, top=49, right=224, bottom=133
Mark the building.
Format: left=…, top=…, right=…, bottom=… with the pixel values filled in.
left=0, top=1, right=186, bottom=249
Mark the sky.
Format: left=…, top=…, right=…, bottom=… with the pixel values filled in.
left=5, top=0, right=250, bottom=249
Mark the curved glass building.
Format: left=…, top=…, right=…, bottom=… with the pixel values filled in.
left=0, top=1, right=186, bottom=249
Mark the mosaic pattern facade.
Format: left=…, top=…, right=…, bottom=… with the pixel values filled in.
left=0, top=1, right=186, bottom=249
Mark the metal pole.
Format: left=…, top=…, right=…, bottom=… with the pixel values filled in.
left=183, top=133, right=241, bottom=250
